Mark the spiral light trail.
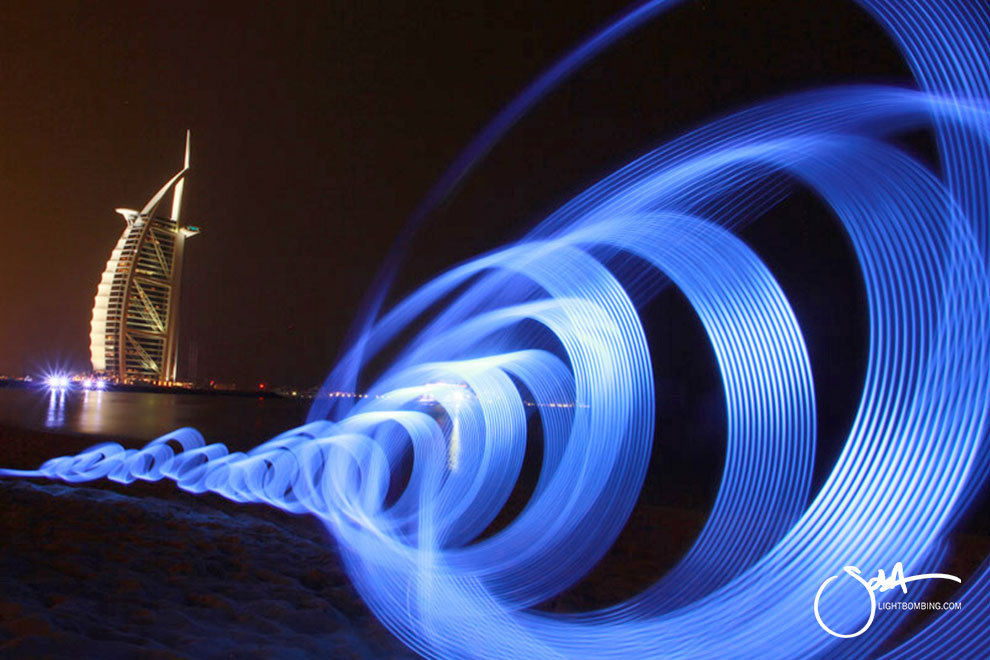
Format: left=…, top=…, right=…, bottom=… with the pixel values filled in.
left=4, top=1, right=990, bottom=657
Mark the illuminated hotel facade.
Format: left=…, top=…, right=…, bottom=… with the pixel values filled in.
left=89, top=131, right=200, bottom=384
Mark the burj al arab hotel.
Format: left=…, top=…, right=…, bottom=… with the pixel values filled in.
left=89, top=132, right=200, bottom=384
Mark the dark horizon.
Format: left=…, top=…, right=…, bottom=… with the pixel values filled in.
left=0, top=0, right=907, bottom=388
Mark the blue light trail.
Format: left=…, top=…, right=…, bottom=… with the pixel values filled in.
left=4, top=1, right=990, bottom=657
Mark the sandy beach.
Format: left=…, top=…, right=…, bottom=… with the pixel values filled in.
left=3, top=424, right=987, bottom=657
left=0, top=425, right=415, bottom=658
left=0, top=424, right=710, bottom=657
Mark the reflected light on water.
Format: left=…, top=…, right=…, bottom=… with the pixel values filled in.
left=78, top=390, right=105, bottom=435
left=44, top=389, right=66, bottom=428
left=0, top=388, right=310, bottom=448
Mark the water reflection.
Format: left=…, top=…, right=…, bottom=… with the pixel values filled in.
left=0, top=388, right=310, bottom=450
left=77, top=389, right=104, bottom=435
left=44, top=389, right=66, bottom=428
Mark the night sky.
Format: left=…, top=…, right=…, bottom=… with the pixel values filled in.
left=0, top=0, right=910, bottom=390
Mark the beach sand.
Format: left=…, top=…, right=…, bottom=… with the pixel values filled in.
left=0, top=425, right=709, bottom=657
left=0, top=425, right=415, bottom=658
left=4, top=424, right=985, bottom=657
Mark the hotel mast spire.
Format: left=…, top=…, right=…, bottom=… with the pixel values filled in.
left=170, top=130, right=190, bottom=221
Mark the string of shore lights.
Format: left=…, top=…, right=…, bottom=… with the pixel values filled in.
left=4, top=0, right=990, bottom=657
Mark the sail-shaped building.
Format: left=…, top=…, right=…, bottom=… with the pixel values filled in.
left=89, top=132, right=200, bottom=384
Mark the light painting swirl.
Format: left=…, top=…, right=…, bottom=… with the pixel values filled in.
left=4, top=1, right=990, bottom=658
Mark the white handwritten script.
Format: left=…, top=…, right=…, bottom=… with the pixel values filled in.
left=814, top=562, right=961, bottom=638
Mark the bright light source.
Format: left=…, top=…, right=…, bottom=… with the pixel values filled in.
left=94, top=380, right=106, bottom=390
left=46, top=375, right=70, bottom=389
